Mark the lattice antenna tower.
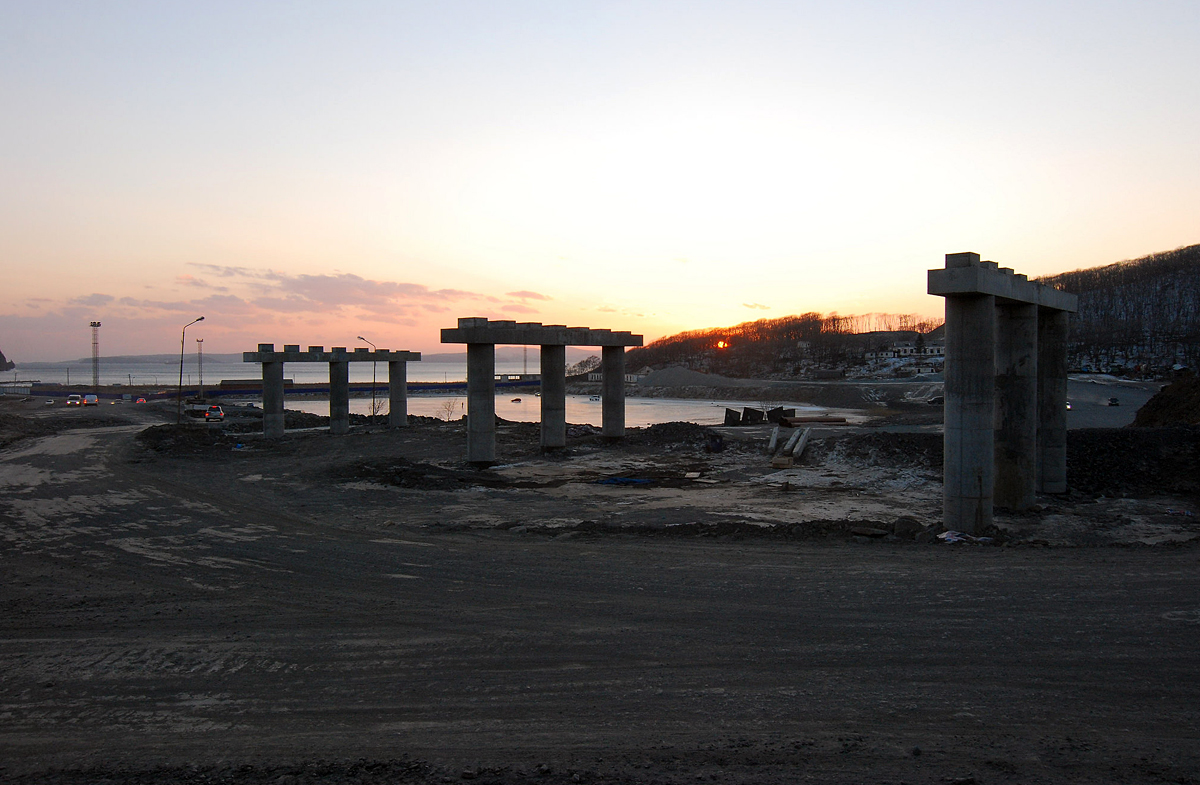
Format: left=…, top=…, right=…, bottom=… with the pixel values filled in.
left=89, top=322, right=101, bottom=389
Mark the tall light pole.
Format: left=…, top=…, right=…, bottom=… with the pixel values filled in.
left=90, top=321, right=101, bottom=390
left=196, top=338, right=204, bottom=400
left=357, top=335, right=377, bottom=423
left=177, top=316, right=204, bottom=423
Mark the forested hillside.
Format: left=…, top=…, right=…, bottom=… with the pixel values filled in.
left=1039, top=244, right=1200, bottom=373
left=625, top=313, right=941, bottom=378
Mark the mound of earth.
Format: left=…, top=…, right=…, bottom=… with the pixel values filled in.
left=806, top=432, right=943, bottom=468
left=1132, top=375, right=1200, bottom=426
left=1067, top=426, right=1200, bottom=497
left=801, top=428, right=1200, bottom=498
left=623, top=420, right=713, bottom=446
left=336, top=457, right=511, bottom=490
left=0, top=412, right=58, bottom=447
left=136, top=423, right=236, bottom=453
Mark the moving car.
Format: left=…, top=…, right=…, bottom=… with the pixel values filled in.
left=135, top=398, right=147, bottom=404
left=83, top=394, right=99, bottom=406
left=204, top=405, right=224, bottom=422
left=1108, top=397, right=1120, bottom=406
left=66, top=394, right=82, bottom=406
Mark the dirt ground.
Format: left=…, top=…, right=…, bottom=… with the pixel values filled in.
left=2, top=396, right=1199, bottom=784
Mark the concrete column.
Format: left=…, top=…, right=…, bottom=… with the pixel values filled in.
left=994, top=303, right=1038, bottom=510
left=1037, top=308, right=1070, bottom=493
left=388, top=360, right=408, bottom=427
left=467, top=343, right=496, bottom=464
left=262, top=359, right=285, bottom=438
left=944, top=293, right=996, bottom=534
left=329, top=355, right=350, bottom=435
left=601, top=345, right=626, bottom=439
left=540, top=344, right=566, bottom=449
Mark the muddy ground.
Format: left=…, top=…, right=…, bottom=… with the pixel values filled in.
left=2, top=396, right=1199, bottom=784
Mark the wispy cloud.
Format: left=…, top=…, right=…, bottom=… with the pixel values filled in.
left=70, top=293, right=115, bottom=307
left=506, top=290, right=551, bottom=301
left=177, top=274, right=228, bottom=292
left=743, top=302, right=770, bottom=310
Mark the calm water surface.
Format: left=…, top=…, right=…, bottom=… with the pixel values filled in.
left=274, top=394, right=826, bottom=428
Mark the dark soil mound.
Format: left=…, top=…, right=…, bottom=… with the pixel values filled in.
left=335, top=457, right=515, bottom=490
left=624, top=421, right=712, bottom=447
left=808, top=432, right=944, bottom=468
left=136, top=423, right=235, bottom=453
left=1067, top=426, right=1200, bottom=497
left=0, top=412, right=57, bottom=447
left=1132, top=375, right=1200, bottom=426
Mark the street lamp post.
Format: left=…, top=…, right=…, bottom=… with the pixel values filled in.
left=357, top=335, right=377, bottom=423
left=177, top=316, right=205, bottom=423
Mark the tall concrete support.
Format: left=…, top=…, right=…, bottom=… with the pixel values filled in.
left=994, top=302, right=1038, bottom=510
left=329, top=354, right=350, bottom=435
left=929, top=252, right=1077, bottom=533
left=602, top=346, right=626, bottom=439
left=262, top=356, right=285, bottom=439
left=943, top=291, right=997, bottom=533
left=1037, top=308, right=1070, bottom=493
left=467, top=343, right=497, bottom=464
left=388, top=360, right=408, bottom=427
left=540, top=345, right=566, bottom=449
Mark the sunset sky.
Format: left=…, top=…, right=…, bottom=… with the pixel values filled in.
left=2, top=1, right=1197, bottom=361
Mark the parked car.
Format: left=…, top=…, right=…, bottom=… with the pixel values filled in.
left=1108, top=397, right=1120, bottom=406
left=135, top=398, right=147, bottom=404
left=66, top=394, right=82, bottom=406
left=1066, top=400, right=1072, bottom=410
left=83, top=394, right=99, bottom=406
left=204, top=405, right=225, bottom=422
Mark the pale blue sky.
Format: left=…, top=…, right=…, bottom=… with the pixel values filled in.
left=2, top=1, right=1197, bottom=359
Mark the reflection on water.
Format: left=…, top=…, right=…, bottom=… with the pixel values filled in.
left=275, top=394, right=826, bottom=427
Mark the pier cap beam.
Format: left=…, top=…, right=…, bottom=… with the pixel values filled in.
left=929, top=253, right=1078, bottom=312
left=441, top=318, right=642, bottom=348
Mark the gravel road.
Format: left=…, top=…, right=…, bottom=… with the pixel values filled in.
left=1, top=401, right=1198, bottom=784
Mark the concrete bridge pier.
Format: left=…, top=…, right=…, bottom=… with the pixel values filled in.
left=601, top=346, right=626, bottom=439
left=262, top=351, right=285, bottom=439
left=994, top=301, right=1038, bottom=510
left=467, top=343, right=496, bottom=464
left=943, top=285, right=996, bottom=534
left=930, top=251, right=1078, bottom=534
left=388, top=360, right=408, bottom=427
left=540, top=345, right=566, bottom=449
left=441, top=318, right=642, bottom=463
left=1037, top=308, right=1070, bottom=493
left=329, top=350, right=350, bottom=435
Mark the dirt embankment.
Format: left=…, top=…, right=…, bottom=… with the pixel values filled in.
left=1132, top=374, right=1200, bottom=426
